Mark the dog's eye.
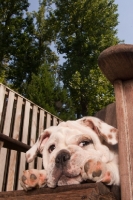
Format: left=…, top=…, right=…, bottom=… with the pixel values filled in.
left=79, top=140, right=91, bottom=147
left=48, top=144, right=55, bottom=153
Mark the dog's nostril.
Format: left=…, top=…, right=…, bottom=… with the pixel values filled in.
left=62, top=153, right=70, bottom=162
left=55, top=150, right=70, bottom=165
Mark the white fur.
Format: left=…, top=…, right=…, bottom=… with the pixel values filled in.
left=20, top=116, right=119, bottom=190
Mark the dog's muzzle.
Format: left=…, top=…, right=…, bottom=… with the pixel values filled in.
left=55, top=150, right=70, bottom=168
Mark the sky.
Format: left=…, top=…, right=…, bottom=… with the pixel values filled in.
left=28, top=0, right=133, bottom=45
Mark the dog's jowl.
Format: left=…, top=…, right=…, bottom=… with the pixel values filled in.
left=20, top=116, right=119, bottom=191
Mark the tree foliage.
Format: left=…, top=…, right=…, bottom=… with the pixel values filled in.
left=26, top=63, right=76, bottom=120
left=47, top=0, right=120, bottom=117
left=0, top=0, right=121, bottom=120
left=0, top=0, right=58, bottom=93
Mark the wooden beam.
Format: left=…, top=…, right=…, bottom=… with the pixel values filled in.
left=0, top=183, right=120, bottom=200
left=0, top=134, right=42, bottom=158
left=98, top=44, right=133, bottom=200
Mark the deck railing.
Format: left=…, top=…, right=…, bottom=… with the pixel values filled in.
left=0, top=83, right=62, bottom=191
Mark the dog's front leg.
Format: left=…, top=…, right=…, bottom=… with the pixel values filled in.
left=20, top=169, right=47, bottom=191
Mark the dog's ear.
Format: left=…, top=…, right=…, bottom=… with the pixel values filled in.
left=26, top=130, right=51, bottom=163
left=78, top=117, right=118, bottom=145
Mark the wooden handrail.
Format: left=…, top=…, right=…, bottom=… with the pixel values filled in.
left=0, top=134, right=42, bottom=157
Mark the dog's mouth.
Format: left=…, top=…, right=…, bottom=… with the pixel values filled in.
left=47, top=165, right=82, bottom=188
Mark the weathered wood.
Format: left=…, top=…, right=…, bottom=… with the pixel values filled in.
left=37, top=109, right=44, bottom=170
left=53, top=117, right=58, bottom=126
left=29, top=105, right=38, bottom=169
left=46, top=113, right=51, bottom=128
left=17, top=101, right=31, bottom=190
left=0, top=84, right=5, bottom=152
left=0, top=134, right=42, bottom=158
left=0, top=134, right=30, bottom=153
left=0, top=83, right=62, bottom=191
left=98, top=44, right=133, bottom=84
left=0, top=91, right=15, bottom=191
left=0, top=183, right=119, bottom=200
left=6, top=96, right=23, bottom=191
left=114, top=80, right=133, bottom=200
left=98, top=44, right=133, bottom=200
left=95, top=103, right=117, bottom=128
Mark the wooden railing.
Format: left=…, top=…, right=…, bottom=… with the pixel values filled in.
left=98, top=44, right=133, bottom=200
left=0, top=83, right=62, bottom=192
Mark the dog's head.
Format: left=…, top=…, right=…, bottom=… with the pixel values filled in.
left=26, top=117, right=118, bottom=187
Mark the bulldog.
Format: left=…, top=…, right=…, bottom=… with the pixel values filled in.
left=20, top=116, right=119, bottom=191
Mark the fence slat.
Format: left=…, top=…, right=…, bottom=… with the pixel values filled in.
left=53, top=117, right=58, bottom=126
left=0, top=84, right=6, bottom=123
left=17, top=100, right=31, bottom=190
left=46, top=113, right=51, bottom=128
left=37, top=110, right=44, bottom=170
left=0, top=91, right=15, bottom=191
left=29, top=105, right=38, bottom=169
left=0, top=84, right=6, bottom=152
left=6, top=96, right=23, bottom=191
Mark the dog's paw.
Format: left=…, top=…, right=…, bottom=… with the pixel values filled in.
left=20, top=169, right=47, bottom=191
left=82, top=159, right=112, bottom=185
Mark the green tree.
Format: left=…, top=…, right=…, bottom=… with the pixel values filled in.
left=26, top=63, right=76, bottom=120
left=0, top=0, right=58, bottom=94
left=47, top=0, right=120, bottom=117
left=0, top=0, right=29, bottom=82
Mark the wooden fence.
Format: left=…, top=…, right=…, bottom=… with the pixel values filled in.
left=0, top=83, right=62, bottom=192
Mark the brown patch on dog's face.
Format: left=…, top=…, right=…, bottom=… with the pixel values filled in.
left=110, top=128, right=117, bottom=133
left=82, top=119, right=94, bottom=129
left=108, top=134, right=113, bottom=139
left=110, top=128, right=118, bottom=141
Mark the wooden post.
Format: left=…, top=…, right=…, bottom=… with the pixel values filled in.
left=98, top=44, right=133, bottom=200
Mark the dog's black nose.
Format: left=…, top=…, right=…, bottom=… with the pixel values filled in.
left=55, top=150, right=70, bottom=167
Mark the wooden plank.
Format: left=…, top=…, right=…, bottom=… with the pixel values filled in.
left=53, top=117, right=58, bottom=126
left=17, top=101, right=31, bottom=190
left=37, top=110, right=44, bottom=170
left=0, top=142, right=4, bottom=153
left=29, top=105, right=38, bottom=169
left=95, top=103, right=117, bottom=128
left=0, top=91, right=15, bottom=191
left=6, top=96, right=23, bottom=191
left=0, top=183, right=119, bottom=200
left=46, top=113, right=51, bottom=128
left=0, top=134, right=31, bottom=153
left=124, top=80, right=133, bottom=185
left=0, top=84, right=6, bottom=123
left=94, top=107, right=106, bottom=121
left=114, top=80, right=133, bottom=200
left=0, top=84, right=6, bottom=152
left=104, top=103, right=117, bottom=128
left=38, top=110, right=44, bottom=134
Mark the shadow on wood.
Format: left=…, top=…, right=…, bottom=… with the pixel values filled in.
left=0, top=182, right=120, bottom=200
